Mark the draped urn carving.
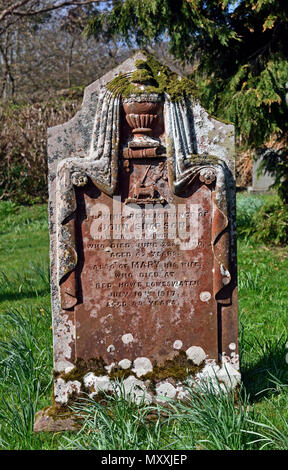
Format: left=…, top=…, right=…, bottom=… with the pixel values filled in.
left=123, top=94, right=162, bottom=150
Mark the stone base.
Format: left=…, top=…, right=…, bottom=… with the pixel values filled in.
left=33, top=407, right=81, bottom=433
left=247, top=186, right=275, bottom=194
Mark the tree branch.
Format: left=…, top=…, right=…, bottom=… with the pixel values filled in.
left=0, top=1, right=31, bottom=22
left=0, top=1, right=106, bottom=22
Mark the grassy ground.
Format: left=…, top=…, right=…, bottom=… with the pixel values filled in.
left=0, top=195, right=287, bottom=450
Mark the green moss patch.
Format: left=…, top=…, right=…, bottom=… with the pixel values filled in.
left=145, top=351, right=203, bottom=388
left=58, top=357, right=107, bottom=382
left=55, top=350, right=204, bottom=396
left=107, top=51, right=198, bottom=101
left=186, top=154, right=222, bottom=165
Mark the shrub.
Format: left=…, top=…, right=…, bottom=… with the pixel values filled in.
left=237, top=194, right=288, bottom=245
left=0, top=93, right=81, bottom=204
left=251, top=199, right=288, bottom=246
left=236, top=194, right=267, bottom=237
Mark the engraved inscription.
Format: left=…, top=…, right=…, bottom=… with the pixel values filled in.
left=74, top=182, right=219, bottom=363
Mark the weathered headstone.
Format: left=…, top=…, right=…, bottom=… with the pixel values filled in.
left=34, top=52, right=239, bottom=431
left=248, top=154, right=275, bottom=193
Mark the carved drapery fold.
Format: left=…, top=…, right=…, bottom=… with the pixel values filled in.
left=56, top=88, right=120, bottom=309
left=164, top=95, right=231, bottom=303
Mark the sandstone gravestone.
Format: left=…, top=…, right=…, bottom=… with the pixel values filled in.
left=34, top=52, right=239, bottom=431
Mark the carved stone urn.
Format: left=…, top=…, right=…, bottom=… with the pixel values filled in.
left=123, top=93, right=162, bottom=149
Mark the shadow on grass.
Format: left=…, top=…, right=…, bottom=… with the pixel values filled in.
left=241, top=336, right=288, bottom=402
left=0, top=288, right=50, bottom=303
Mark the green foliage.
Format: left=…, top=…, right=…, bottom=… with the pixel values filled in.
left=0, top=96, right=81, bottom=204
left=251, top=198, right=288, bottom=245
left=236, top=193, right=267, bottom=236
left=0, top=305, right=53, bottom=449
left=198, top=55, right=287, bottom=148
left=236, top=193, right=288, bottom=245
left=166, top=382, right=256, bottom=450
left=86, top=1, right=237, bottom=55
left=0, top=200, right=48, bottom=236
left=64, top=392, right=165, bottom=450
left=62, top=380, right=256, bottom=451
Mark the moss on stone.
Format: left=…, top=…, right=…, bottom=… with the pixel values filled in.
left=54, top=349, right=207, bottom=405
left=130, top=68, right=156, bottom=85
left=47, top=403, right=73, bottom=421
left=56, top=356, right=133, bottom=386
left=108, top=367, right=132, bottom=381
left=56, top=350, right=205, bottom=387
left=106, top=73, right=140, bottom=96
left=107, top=50, right=198, bottom=101
left=59, top=357, right=107, bottom=383
left=187, top=154, right=222, bottom=165
left=142, top=351, right=205, bottom=395
left=144, top=351, right=202, bottom=388
left=209, top=113, right=234, bottom=126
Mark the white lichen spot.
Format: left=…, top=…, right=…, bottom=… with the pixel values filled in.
left=222, top=277, right=230, bottom=285
left=118, top=359, right=132, bottom=370
left=186, top=346, right=206, bottom=365
left=220, top=263, right=230, bottom=277
left=156, top=382, right=176, bottom=402
left=105, top=362, right=115, bottom=374
left=200, top=291, right=211, bottom=302
left=54, top=315, right=76, bottom=373
left=90, top=309, right=98, bottom=318
left=64, top=365, right=75, bottom=374
left=223, top=351, right=240, bottom=370
left=173, top=340, right=183, bottom=350
left=83, top=373, right=112, bottom=397
left=175, top=385, right=190, bottom=400
left=229, top=342, right=236, bottom=351
left=216, top=363, right=241, bottom=390
left=119, top=376, right=152, bottom=404
left=83, top=372, right=96, bottom=388
left=54, top=378, right=81, bottom=404
left=132, top=357, right=153, bottom=377
left=122, top=333, right=134, bottom=344
left=107, top=344, right=115, bottom=353
left=196, top=362, right=241, bottom=393
left=195, top=364, right=221, bottom=393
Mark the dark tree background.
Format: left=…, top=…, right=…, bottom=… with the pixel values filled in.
left=86, top=0, right=288, bottom=201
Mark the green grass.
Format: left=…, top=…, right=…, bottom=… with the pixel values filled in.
left=0, top=197, right=287, bottom=450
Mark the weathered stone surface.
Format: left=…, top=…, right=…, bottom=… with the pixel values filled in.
left=37, top=52, right=239, bottom=430
left=248, top=153, right=275, bottom=193
left=33, top=408, right=80, bottom=432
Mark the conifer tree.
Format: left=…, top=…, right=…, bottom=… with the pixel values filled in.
left=86, top=0, right=288, bottom=200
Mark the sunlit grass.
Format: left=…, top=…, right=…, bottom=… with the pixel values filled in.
left=0, top=198, right=287, bottom=450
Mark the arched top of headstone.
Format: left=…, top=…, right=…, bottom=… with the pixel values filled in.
left=48, top=51, right=235, bottom=179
